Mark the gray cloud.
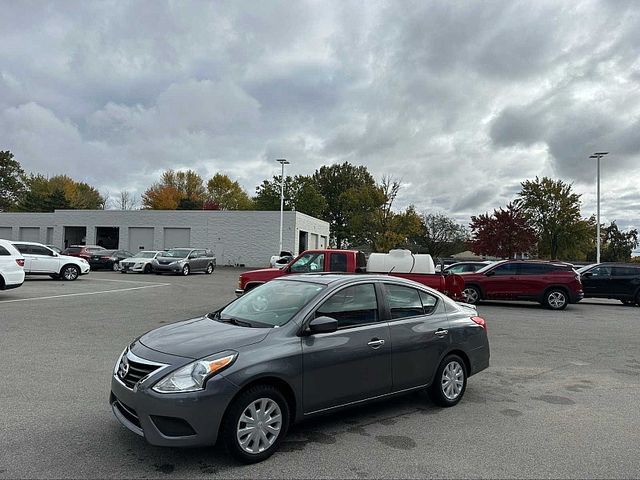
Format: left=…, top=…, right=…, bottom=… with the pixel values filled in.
left=0, top=0, right=639, bottom=238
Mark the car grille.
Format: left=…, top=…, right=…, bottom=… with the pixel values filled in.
left=158, top=260, right=171, bottom=265
left=117, top=352, right=163, bottom=389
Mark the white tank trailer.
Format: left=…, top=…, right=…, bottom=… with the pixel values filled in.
left=366, top=249, right=435, bottom=274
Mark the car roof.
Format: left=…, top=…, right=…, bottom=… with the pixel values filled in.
left=11, top=241, right=48, bottom=246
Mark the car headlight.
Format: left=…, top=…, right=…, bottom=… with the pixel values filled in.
left=80, top=258, right=89, bottom=264
left=152, top=352, right=237, bottom=393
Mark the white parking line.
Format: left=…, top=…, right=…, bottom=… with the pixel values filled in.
left=84, top=277, right=168, bottom=285
left=0, top=283, right=171, bottom=304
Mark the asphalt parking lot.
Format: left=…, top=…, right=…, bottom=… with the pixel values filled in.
left=1, top=269, right=639, bottom=479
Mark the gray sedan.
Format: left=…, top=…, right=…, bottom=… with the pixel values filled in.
left=110, top=274, right=490, bottom=463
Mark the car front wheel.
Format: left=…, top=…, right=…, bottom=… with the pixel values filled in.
left=462, top=286, right=481, bottom=304
left=428, top=354, right=467, bottom=407
left=112, top=262, right=120, bottom=271
left=61, top=265, right=80, bottom=281
left=181, top=264, right=190, bottom=276
left=205, top=263, right=214, bottom=274
left=544, top=289, right=567, bottom=310
left=222, top=385, right=289, bottom=464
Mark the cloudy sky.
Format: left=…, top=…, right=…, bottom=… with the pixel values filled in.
left=1, top=0, right=639, bottom=237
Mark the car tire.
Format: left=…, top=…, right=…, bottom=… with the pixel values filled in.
left=462, top=286, right=481, bottom=305
left=428, top=354, right=467, bottom=407
left=205, top=263, right=214, bottom=275
left=112, top=262, right=120, bottom=272
left=181, top=264, right=190, bottom=276
left=621, top=299, right=634, bottom=306
left=221, top=385, right=290, bottom=464
left=143, top=264, right=152, bottom=274
left=544, top=288, right=568, bottom=310
left=60, top=265, right=80, bottom=281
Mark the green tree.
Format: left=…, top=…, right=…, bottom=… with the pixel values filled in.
left=600, top=221, right=639, bottom=262
left=515, top=177, right=592, bottom=260
left=0, top=151, right=27, bottom=211
left=206, top=174, right=253, bottom=210
left=312, top=162, right=383, bottom=248
left=254, top=175, right=326, bottom=218
left=416, top=212, right=469, bottom=258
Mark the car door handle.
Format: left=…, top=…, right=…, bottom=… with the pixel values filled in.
left=367, top=339, right=385, bottom=349
left=435, top=329, right=449, bottom=337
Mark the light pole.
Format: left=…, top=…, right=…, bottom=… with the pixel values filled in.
left=276, top=159, right=290, bottom=254
left=589, top=152, right=608, bottom=263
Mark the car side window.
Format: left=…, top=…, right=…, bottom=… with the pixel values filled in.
left=14, top=244, right=30, bottom=254
left=612, top=266, right=637, bottom=276
left=0, top=246, right=11, bottom=256
left=518, top=263, right=549, bottom=275
left=590, top=266, right=611, bottom=277
left=492, top=263, right=518, bottom=275
left=316, top=283, right=378, bottom=328
left=329, top=253, right=348, bottom=272
left=419, top=290, right=438, bottom=315
left=291, top=252, right=325, bottom=273
left=31, top=245, right=52, bottom=256
left=384, top=284, right=424, bottom=319
left=447, top=265, right=464, bottom=273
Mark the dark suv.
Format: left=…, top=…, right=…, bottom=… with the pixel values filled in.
left=578, top=263, right=640, bottom=306
left=460, top=260, right=583, bottom=310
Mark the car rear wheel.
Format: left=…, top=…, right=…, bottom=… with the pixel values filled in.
left=428, top=354, right=467, bottom=407
left=112, top=262, right=120, bottom=271
left=544, top=289, right=567, bottom=310
left=181, top=264, right=190, bottom=276
left=61, top=265, right=80, bottom=281
left=462, top=286, right=481, bottom=304
left=222, top=385, right=289, bottom=464
left=205, top=263, right=214, bottom=275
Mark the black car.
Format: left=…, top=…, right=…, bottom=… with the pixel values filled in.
left=88, top=249, right=134, bottom=271
left=110, top=274, right=489, bottom=463
left=578, top=263, right=640, bottom=305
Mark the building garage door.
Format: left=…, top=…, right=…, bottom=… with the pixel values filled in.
left=163, top=228, right=190, bottom=249
left=128, top=227, right=154, bottom=252
left=19, top=227, right=40, bottom=242
left=0, top=227, right=12, bottom=240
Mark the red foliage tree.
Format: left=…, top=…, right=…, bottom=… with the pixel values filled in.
left=468, top=202, right=537, bottom=258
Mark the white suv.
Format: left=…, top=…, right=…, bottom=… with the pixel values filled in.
left=0, top=239, right=25, bottom=290
left=12, top=241, right=90, bottom=281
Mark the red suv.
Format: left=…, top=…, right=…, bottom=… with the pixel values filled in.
left=61, top=245, right=106, bottom=260
left=460, top=260, right=583, bottom=310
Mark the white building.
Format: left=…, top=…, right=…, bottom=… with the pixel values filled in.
left=0, top=210, right=330, bottom=268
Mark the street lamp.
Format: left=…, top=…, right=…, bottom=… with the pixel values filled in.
left=276, top=159, right=290, bottom=254
left=589, top=152, right=608, bottom=263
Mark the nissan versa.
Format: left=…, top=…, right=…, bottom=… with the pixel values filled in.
left=110, top=274, right=490, bottom=463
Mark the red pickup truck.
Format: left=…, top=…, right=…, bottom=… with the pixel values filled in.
left=236, top=249, right=465, bottom=300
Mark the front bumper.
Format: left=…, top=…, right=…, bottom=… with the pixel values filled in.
left=121, top=262, right=146, bottom=272
left=110, top=352, right=239, bottom=447
left=152, top=263, right=183, bottom=273
left=80, top=263, right=91, bottom=275
left=234, top=289, right=244, bottom=297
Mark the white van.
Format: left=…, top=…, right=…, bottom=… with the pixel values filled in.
left=12, top=241, right=90, bottom=281
left=0, top=239, right=25, bottom=290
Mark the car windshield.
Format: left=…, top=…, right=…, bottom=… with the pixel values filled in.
left=215, top=280, right=326, bottom=328
left=577, top=264, right=597, bottom=274
left=162, top=249, right=191, bottom=258
left=134, top=251, right=158, bottom=258
left=475, top=261, right=503, bottom=274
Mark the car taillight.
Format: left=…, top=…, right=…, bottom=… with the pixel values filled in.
left=16, top=259, right=25, bottom=267
left=471, top=316, right=487, bottom=330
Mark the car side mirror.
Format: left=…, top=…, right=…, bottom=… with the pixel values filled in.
left=307, top=316, right=338, bottom=334
left=485, top=270, right=495, bottom=277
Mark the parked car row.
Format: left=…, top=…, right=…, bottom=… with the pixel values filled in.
left=0, top=241, right=218, bottom=289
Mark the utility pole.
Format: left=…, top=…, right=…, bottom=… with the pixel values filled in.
left=276, top=159, right=290, bottom=254
left=589, top=152, right=608, bottom=263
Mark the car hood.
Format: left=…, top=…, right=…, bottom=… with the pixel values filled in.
left=139, top=316, right=270, bottom=359
left=123, top=257, right=151, bottom=263
left=154, top=256, right=187, bottom=262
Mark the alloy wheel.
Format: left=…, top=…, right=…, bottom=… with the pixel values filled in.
left=441, top=360, right=464, bottom=400
left=547, top=291, right=566, bottom=309
left=236, top=398, right=282, bottom=455
left=463, top=287, right=479, bottom=304
left=63, top=266, right=79, bottom=281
